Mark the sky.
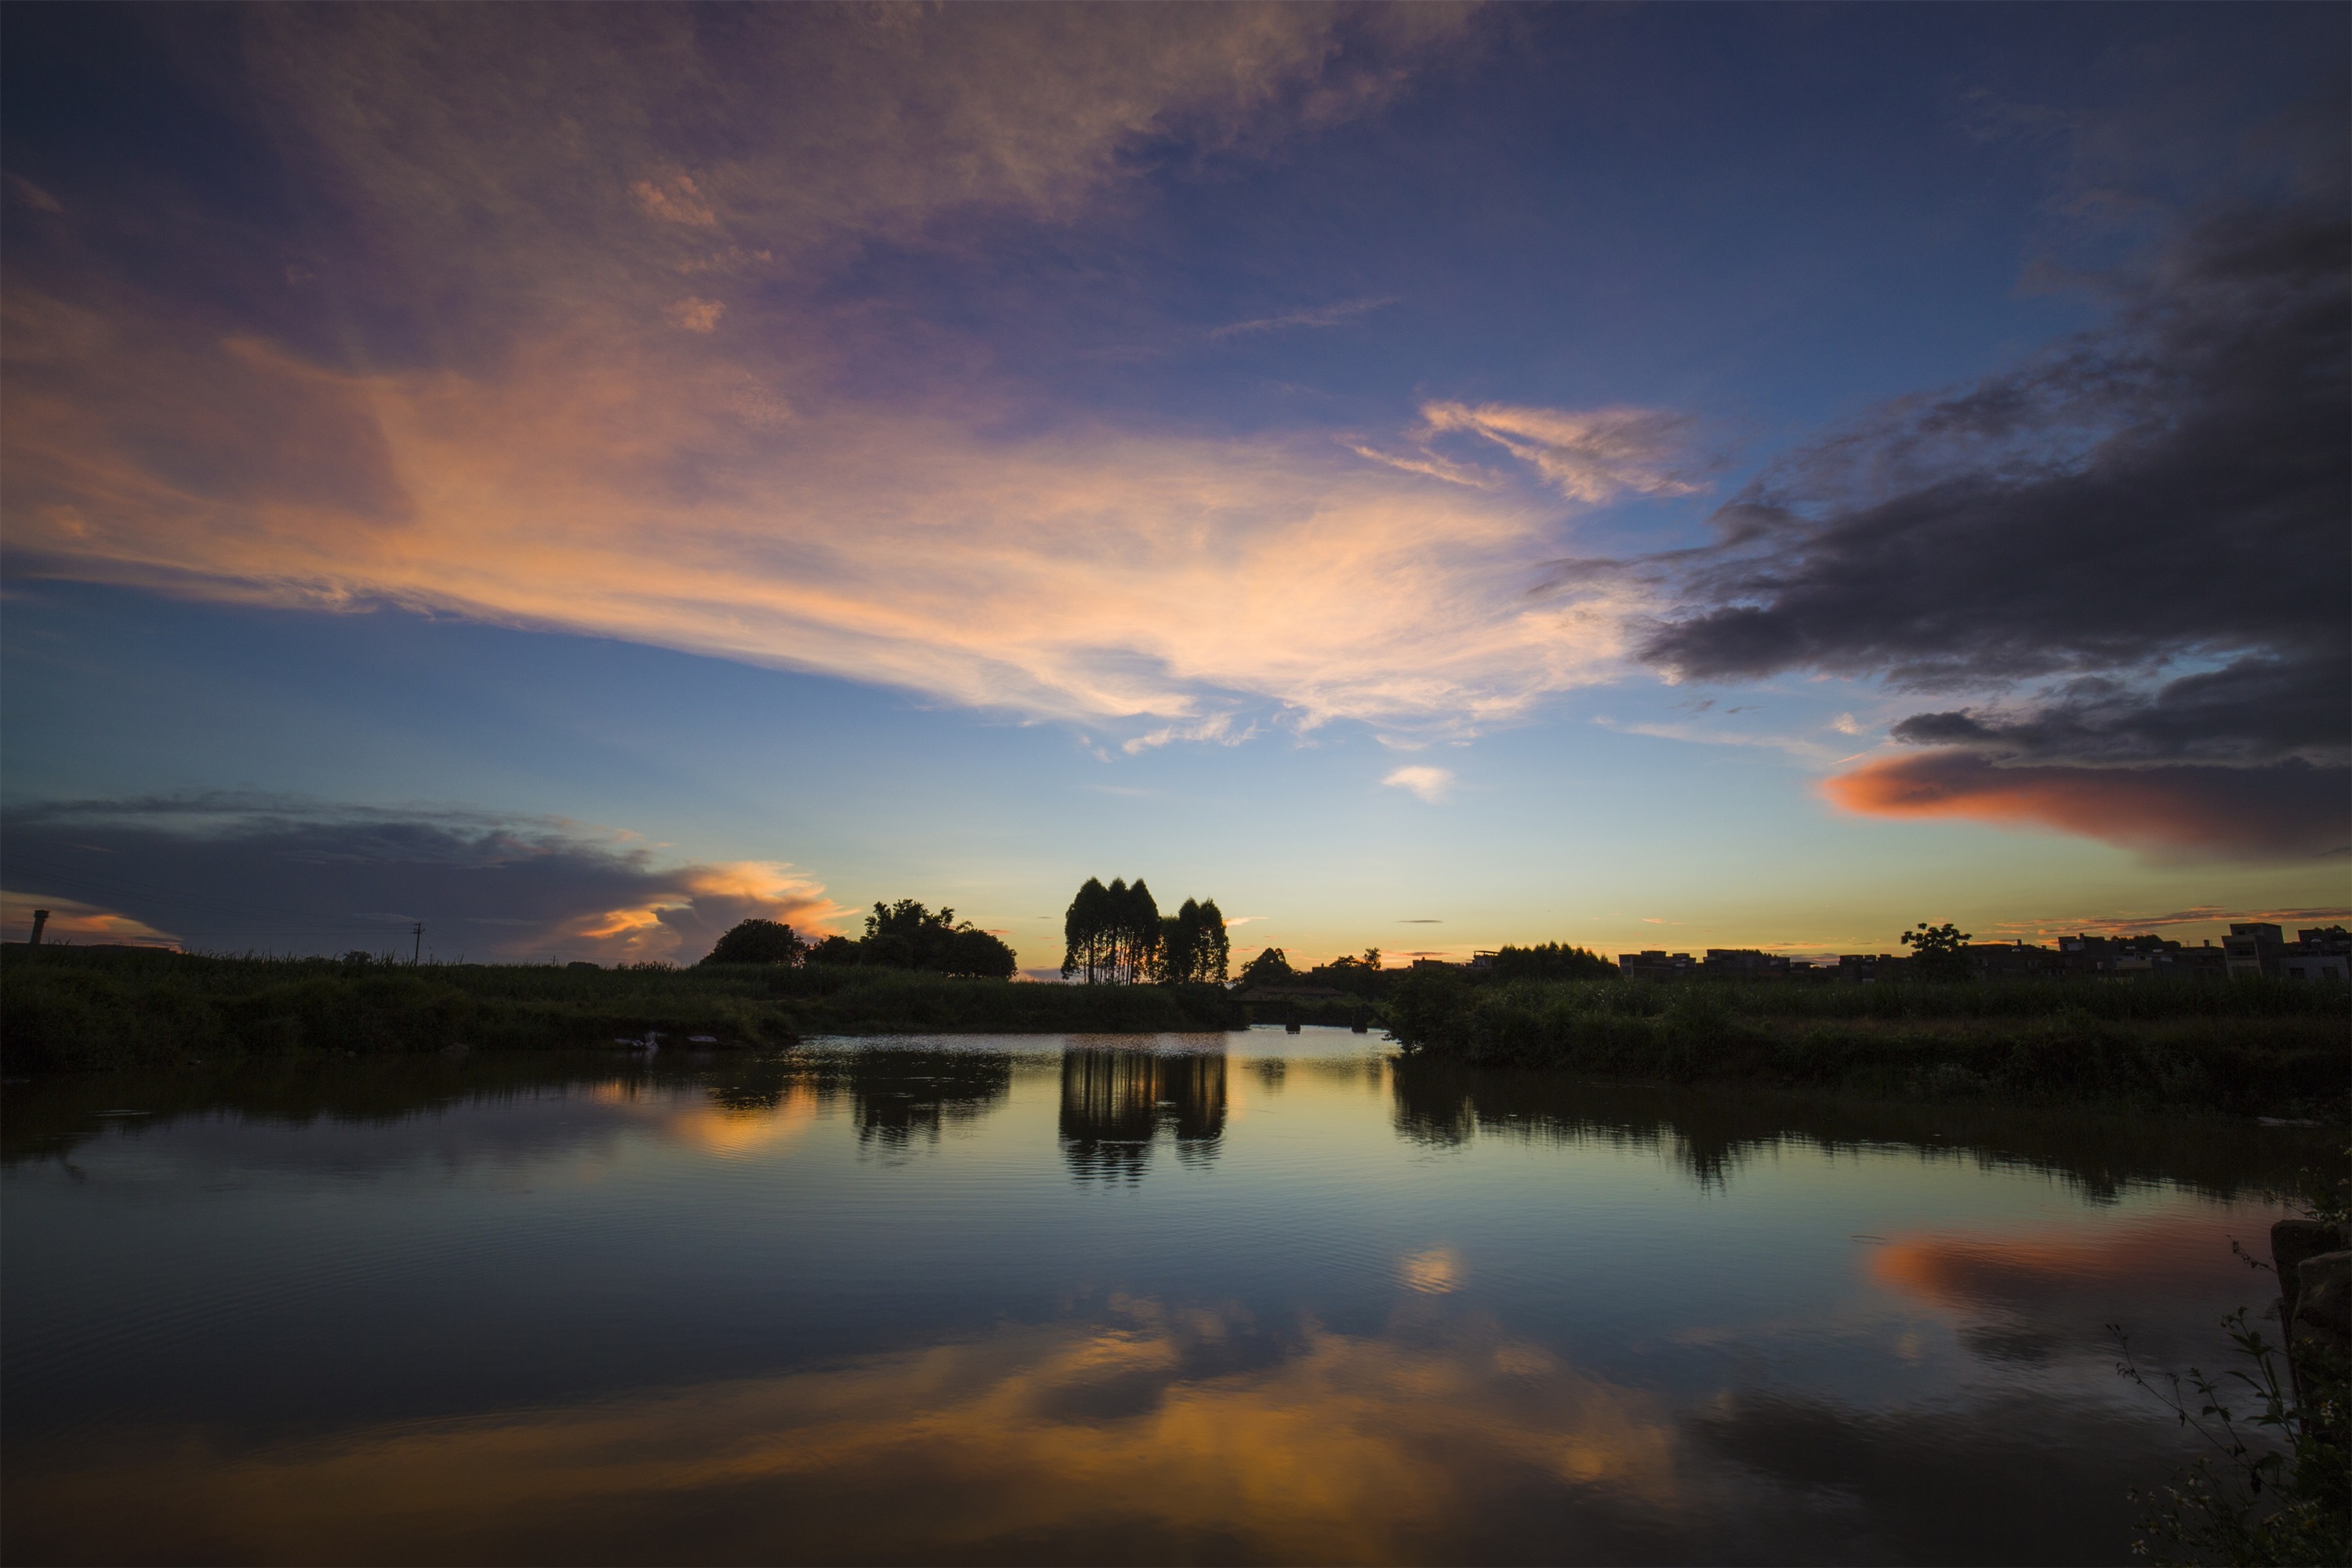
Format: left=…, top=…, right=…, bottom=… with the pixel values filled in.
left=2, top=2, right=2346, bottom=971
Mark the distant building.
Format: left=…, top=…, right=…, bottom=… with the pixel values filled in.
left=2223, top=923, right=2285, bottom=978
left=2052, top=933, right=2222, bottom=979
left=1836, top=953, right=1907, bottom=983
left=1700, top=948, right=1789, bottom=979
left=2280, top=950, right=2350, bottom=983
left=1619, top=950, right=1696, bottom=982
left=1965, top=942, right=2063, bottom=980
left=2279, top=926, right=2350, bottom=982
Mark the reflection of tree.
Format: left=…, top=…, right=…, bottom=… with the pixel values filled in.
left=1059, top=1048, right=1227, bottom=1183
left=836, top=1052, right=1014, bottom=1150
left=1385, top=1054, right=2332, bottom=1202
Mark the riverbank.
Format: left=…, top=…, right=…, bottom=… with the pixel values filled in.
left=0, top=947, right=1242, bottom=1072
left=1384, top=973, right=2350, bottom=1117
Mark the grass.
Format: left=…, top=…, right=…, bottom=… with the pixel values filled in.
left=1385, top=973, right=2351, bottom=1117
left=0, top=946, right=1240, bottom=1073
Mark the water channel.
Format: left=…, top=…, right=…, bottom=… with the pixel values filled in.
left=2, top=1029, right=2328, bottom=1564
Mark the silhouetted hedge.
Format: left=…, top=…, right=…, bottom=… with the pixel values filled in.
left=0, top=947, right=1238, bottom=1071
left=1385, top=973, right=2350, bottom=1116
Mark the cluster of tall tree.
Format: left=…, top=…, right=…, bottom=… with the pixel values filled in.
left=702, top=901, right=1017, bottom=979
left=1060, top=877, right=1229, bottom=985
left=1485, top=942, right=1615, bottom=982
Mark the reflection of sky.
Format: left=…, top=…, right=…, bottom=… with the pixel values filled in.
left=2, top=1043, right=2316, bottom=1564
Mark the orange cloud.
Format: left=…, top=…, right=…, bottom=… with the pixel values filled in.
left=568, top=861, right=851, bottom=964
left=0, top=891, right=177, bottom=948
left=1, top=8, right=1660, bottom=744
left=4, top=306, right=1651, bottom=733
left=1821, top=749, right=2350, bottom=862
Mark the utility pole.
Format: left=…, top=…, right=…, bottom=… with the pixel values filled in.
left=29, top=909, right=49, bottom=947
left=412, top=922, right=423, bottom=965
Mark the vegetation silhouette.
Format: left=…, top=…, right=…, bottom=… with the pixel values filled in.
left=1385, top=971, right=2347, bottom=1114
left=701, top=919, right=805, bottom=967
left=1059, top=878, right=1227, bottom=985
left=754, top=902, right=1016, bottom=978
left=0, top=945, right=1234, bottom=1071
left=1485, top=942, right=1615, bottom=982
left=1236, top=947, right=1294, bottom=988
left=2112, top=1160, right=2349, bottom=1564
left=1900, top=921, right=1974, bottom=980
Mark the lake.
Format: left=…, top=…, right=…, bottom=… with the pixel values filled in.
left=2, top=1029, right=2327, bottom=1565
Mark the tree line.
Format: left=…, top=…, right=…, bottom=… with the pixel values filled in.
left=1060, top=877, right=1230, bottom=985
left=702, top=900, right=1017, bottom=978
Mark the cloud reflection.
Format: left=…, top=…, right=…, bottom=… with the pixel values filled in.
left=5, top=1305, right=1696, bottom=1566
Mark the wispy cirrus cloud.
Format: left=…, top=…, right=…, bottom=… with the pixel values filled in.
left=2, top=5, right=1666, bottom=746
left=1207, top=296, right=1399, bottom=339
left=2, top=313, right=1652, bottom=735
left=1419, top=402, right=1704, bottom=506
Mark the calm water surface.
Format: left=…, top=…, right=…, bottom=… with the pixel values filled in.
left=2, top=1030, right=2327, bottom=1565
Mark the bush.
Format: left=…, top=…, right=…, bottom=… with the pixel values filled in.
left=701, top=919, right=804, bottom=967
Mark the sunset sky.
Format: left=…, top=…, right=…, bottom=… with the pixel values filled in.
left=2, top=3, right=2345, bottom=970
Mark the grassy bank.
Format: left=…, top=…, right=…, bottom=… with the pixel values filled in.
left=0, top=946, right=1240, bottom=1072
left=1385, top=972, right=2350, bottom=1116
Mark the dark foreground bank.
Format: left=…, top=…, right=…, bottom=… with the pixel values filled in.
left=1386, top=971, right=2350, bottom=1117
left=0, top=946, right=1242, bottom=1071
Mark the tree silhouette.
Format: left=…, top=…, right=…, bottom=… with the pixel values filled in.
left=1199, top=900, right=1232, bottom=984
left=1487, top=942, right=1615, bottom=982
left=1238, top=947, right=1294, bottom=988
left=1062, top=877, right=1112, bottom=982
left=1900, top=921, right=1974, bottom=980
left=702, top=919, right=805, bottom=966
left=1117, top=878, right=1162, bottom=983
left=1156, top=897, right=1233, bottom=985
left=789, top=899, right=1019, bottom=977
left=1063, top=878, right=1225, bottom=984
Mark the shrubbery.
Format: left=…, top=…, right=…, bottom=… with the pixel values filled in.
left=1383, top=973, right=2350, bottom=1113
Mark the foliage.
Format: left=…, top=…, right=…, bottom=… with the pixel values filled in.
left=1060, top=877, right=1160, bottom=983
left=2114, top=1161, right=2350, bottom=1565
left=806, top=935, right=861, bottom=967
left=1382, top=974, right=2350, bottom=1113
left=0, top=945, right=1236, bottom=1070
left=1059, top=877, right=1220, bottom=984
left=855, top=899, right=1018, bottom=978
left=1900, top=920, right=1975, bottom=979
left=1486, top=941, right=1617, bottom=982
left=1237, top=947, right=1296, bottom=989
left=700, top=919, right=804, bottom=967
left=1157, top=897, right=1231, bottom=985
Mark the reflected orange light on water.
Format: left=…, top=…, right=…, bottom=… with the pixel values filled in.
left=9, top=1305, right=1690, bottom=1565
left=1868, top=1210, right=2251, bottom=1316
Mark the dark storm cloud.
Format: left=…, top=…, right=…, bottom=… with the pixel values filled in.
left=1886, top=652, right=2346, bottom=767
left=0, top=794, right=841, bottom=961
left=1632, top=187, right=2348, bottom=857
left=1641, top=198, right=2348, bottom=707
